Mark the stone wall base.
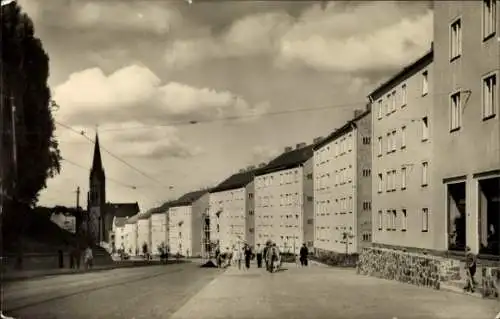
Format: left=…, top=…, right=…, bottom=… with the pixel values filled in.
left=357, top=247, right=500, bottom=299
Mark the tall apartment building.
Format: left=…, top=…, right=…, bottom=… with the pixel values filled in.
left=137, top=211, right=152, bottom=255
left=208, top=168, right=259, bottom=252
left=124, top=214, right=139, bottom=255
left=168, top=190, right=210, bottom=257
left=150, top=208, right=169, bottom=256
left=368, top=49, right=435, bottom=250
left=313, top=109, right=372, bottom=255
left=254, top=143, right=314, bottom=254
left=433, top=0, right=499, bottom=256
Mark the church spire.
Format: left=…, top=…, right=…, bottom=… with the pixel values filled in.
left=90, top=133, right=105, bottom=179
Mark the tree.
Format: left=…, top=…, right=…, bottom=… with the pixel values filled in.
left=1, top=2, right=61, bottom=263
left=1, top=3, right=61, bottom=211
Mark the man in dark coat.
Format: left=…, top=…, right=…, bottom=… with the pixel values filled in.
left=300, top=243, right=309, bottom=267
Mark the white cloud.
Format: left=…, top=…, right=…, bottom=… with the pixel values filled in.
left=53, top=64, right=269, bottom=126
left=18, top=0, right=184, bottom=35
left=164, top=2, right=433, bottom=73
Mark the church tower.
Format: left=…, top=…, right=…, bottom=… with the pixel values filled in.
left=87, top=133, right=106, bottom=244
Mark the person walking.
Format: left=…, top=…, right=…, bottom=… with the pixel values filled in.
left=244, top=244, right=252, bottom=269
left=256, top=244, right=263, bottom=268
left=464, top=246, right=477, bottom=292
left=299, top=243, right=309, bottom=267
left=234, top=246, right=242, bottom=270
left=84, top=246, right=93, bottom=270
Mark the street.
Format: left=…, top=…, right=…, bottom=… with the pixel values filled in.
left=3, top=261, right=499, bottom=319
left=2, top=262, right=222, bottom=319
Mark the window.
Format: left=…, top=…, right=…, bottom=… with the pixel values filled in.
left=422, top=71, right=429, bottom=95
left=362, top=201, right=371, bottom=210
left=450, top=19, right=462, bottom=59
left=377, top=137, right=382, bottom=156
left=249, top=210, right=254, bottom=215
left=248, top=193, right=254, bottom=199
left=378, top=173, right=383, bottom=193
left=483, top=73, right=497, bottom=119
left=421, top=162, right=428, bottom=187
left=401, top=166, right=407, bottom=190
left=386, top=171, right=391, bottom=192
left=378, top=99, right=383, bottom=119
left=401, top=126, right=406, bottom=149
left=450, top=92, right=461, bottom=130
left=378, top=211, right=383, bottom=230
left=386, top=132, right=391, bottom=153
left=391, top=130, right=397, bottom=151
left=392, top=169, right=397, bottom=191
left=421, top=116, right=429, bottom=141
left=483, top=0, right=496, bottom=39
left=362, top=169, right=371, bottom=177
left=401, top=84, right=407, bottom=106
left=307, top=196, right=313, bottom=202
left=385, top=94, right=391, bottom=115
left=307, top=173, right=313, bottom=179
left=401, top=209, right=407, bottom=231
left=362, top=136, right=371, bottom=145
left=335, top=142, right=339, bottom=157
left=392, top=91, right=397, bottom=112
left=392, top=210, right=397, bottom=230
left=347, top=135, right=353, bottom=152
left=386, top=210, right=392, bottom=230
left=422, top=208, right=429, bottom=232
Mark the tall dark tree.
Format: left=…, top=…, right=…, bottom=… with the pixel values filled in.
left=1, top=2, right=61, bottom=244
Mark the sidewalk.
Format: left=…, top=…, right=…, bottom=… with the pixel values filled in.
left=170, top=262, right=499, bottom=319
left=1, top=259, right=189, bottom=282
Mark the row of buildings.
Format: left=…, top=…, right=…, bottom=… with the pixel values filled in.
left=95, top=0, right=498, bottom=261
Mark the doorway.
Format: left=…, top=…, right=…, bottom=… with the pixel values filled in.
left=479, top=177, right=500, bottom=256
left=447, top=182, right=466, bottom=251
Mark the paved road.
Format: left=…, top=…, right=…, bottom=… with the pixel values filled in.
left=2, top=262, right=222, bottom=319
left=3, top=261, right=499, bottom=319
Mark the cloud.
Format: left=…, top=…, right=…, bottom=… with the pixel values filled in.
left=164, top=2, right=433, bottom=74
left=53, top=64, right=269, bottom=126
left=18, top=0, right=184, bottom=35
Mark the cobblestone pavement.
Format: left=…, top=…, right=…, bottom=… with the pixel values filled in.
left=2, top=263, right=222, bottom=319
left=170, top=262, right=500, bottom=319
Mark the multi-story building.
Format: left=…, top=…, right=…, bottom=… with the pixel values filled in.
left=433, top=0, right=499, bottom=256
left=254, top=143, right=314, bottom=254
left=368, top=49, right=434, bottom=250
left=110, top=216, right=127, bottom=253
left=124, top=214, right=139, bottom=255
left=150, top=208, right=169, bottom=256
left=137, top=211, right=152, bottom=255
left=208, top=168, right=260, bottom=253
left=313, top=109, right=372, bottom=255
left=168, top=190, right=210, bottom=257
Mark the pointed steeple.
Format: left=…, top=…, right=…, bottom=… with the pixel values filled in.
left=90, top=133, right=105, bottom=179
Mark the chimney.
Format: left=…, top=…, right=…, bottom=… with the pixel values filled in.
left=354, top=109, right=364, bottom=118
left=239, top=169, right=245, bottom=173
left=284, top=146, right=293, bottom=152
left=313, top=136, right=323, bottom=144
left=258, top=162, right=266, bottom=168
left=247, top=165, right=256, bottom=171
left=296, top=142, right=306, bottom=149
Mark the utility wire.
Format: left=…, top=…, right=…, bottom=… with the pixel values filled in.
left=55, top=121, right=167, bottom=187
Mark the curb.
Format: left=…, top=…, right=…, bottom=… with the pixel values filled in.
left=2, top=260, right=190, bottom=283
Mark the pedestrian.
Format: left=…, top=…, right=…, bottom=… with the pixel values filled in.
left=464, top=246, right=477, bottom=292
left=84, top=246, right=93, bottom=270
left=263, top=241, right=271, bottom=271
left=256, top=244, right=263, bottom=268
left=244, top=244, right=252, bottom=269
left=300, top=243, right=309, bottom=267
left=234, top=246, right=242, bottom=270
left=215, top=246, right=221, bottom=268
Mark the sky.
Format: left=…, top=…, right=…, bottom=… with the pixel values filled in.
left=18, top=0, right=433, bottom=212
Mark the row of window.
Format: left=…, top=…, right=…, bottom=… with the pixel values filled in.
left=376, top=72, right=429, bottom=120
left=315, top=165, right=354, bottom=190
left=255, top=170, right=300, bottom=188
left=377, top=208, right=429, bottom=232
left=376, top=162, right=428, bottom=193
left=315, top=134, right=353, bottom=164
left=450, top=0, right=496, bottom=62
left=376, top=117, right=429, bottom=157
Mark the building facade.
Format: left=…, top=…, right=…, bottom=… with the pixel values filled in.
left=168, top=190, right=210, bottom=257
left=433, top=0, right=500, bottom=256
left=208, top=169, right=257, bottom=253
left=123, top=218, right=137, bottom=255
left=254, top=143, right=314, bottom=255
left=111, top=216, right=127, bottom=253
left=137, top=212, right=152, bottom=255
left=368, top=50, right=435, bottom=250
left=150, top=211, right=168, bottom=256
left=313, top=109, right=372, bottom=255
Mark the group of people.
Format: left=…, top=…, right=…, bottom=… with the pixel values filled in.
left=214, top=241, right=310, bottom=273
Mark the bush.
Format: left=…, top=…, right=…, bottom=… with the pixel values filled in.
left=312, top=249, right=358, bottom=268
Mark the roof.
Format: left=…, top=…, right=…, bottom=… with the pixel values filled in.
left=114, top=217, right=127, bottom=227
left=170, top=190, right=209, bottom=207
left=138, top=210, right=152, bottom=220
left=105, top=202, right=140, bottom=218
left=255, top=144, right=314, bottom=176
left=313, top=110, right=371, bottom=150
left=90, top=133, right=105, bottom=180
left=368, top=48, right=433, bottom=100
left=210, top=169, right=262, bottom=193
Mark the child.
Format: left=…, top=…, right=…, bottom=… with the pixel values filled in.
left=464, top=246, right=477, bottom=292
